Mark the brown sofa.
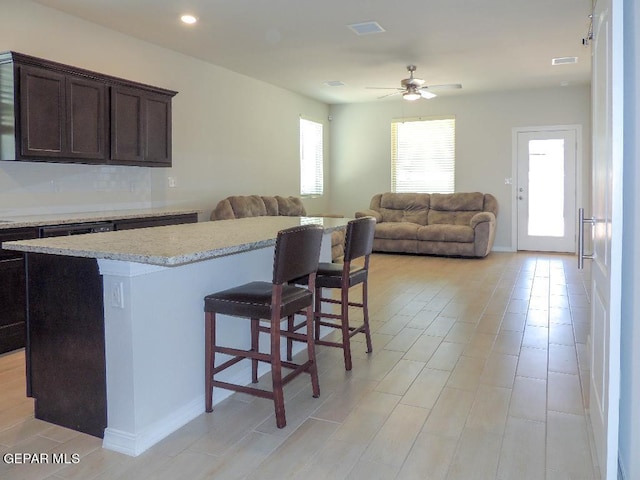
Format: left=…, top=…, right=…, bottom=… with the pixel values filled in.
left=355, top=192, right=498, bottom=257
left=210, top=195, right=345, bottom=262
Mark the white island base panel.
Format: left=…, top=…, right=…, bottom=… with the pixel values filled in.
left=98, top=235, right=332, bottom=456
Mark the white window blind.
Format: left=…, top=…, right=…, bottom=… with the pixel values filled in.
left=391, top=116, right=455, bottom=193
left=300, top=118, right=324, bottom=196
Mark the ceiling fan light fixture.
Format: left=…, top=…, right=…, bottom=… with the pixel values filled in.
left=403, top=91, right=421, bottom=101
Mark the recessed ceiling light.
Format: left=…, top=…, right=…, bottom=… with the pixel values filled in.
left=180, top=14, right=198, bottom=25
left=552, top=56, right=578, bottom=65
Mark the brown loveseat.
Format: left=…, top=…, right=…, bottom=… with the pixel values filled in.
left=210, top=195, right=345, bottom=262
left=355, top=192, right=498, bottom=257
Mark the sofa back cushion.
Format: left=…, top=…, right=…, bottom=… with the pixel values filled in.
left=211, top=195, right=307, bottom=220
left=227, top=195, right=268, bottom=218
left=378, top=192, right=430, bottom=225
left=275, top=196, right=306, bottom=216
left=428, top=192, right=484, bottom=225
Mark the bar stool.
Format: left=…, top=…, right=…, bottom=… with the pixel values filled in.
left=204, top=224, right=323, bottom=428
left=289, top=216, right=376, bottom=371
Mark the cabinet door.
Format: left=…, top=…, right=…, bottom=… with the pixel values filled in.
left=0, top=257, right=27, bottom=354
left=111, top=86, right=173, bottom=166
left=110, top=86, right=144, bottom=164
left=67, top=76, right=107, bottom=160
left=19, top=65, right=66, bottom=158
left=18, top=65, right=107, bottom=162
left=0, top=227, right=37, bottom=355
left=144, top=93, right=172, bottom=166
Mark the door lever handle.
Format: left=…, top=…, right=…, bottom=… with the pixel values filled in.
left=578, top=208, right=595, bottom=269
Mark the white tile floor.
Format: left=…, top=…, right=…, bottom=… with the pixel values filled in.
left=0, top=252, right=600, bottom=479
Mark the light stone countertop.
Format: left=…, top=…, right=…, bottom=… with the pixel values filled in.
left=0, top=207, right=201, bottom=229
left=2, top=216, right=350, bottom=267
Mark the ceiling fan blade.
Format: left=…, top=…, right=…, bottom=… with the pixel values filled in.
left=378, top=91, right=402, bottom=99
left=425, top=83, right=463, bottom=90
left=419, top=89, right=437, bottom=100
left=366, top=86, right=402, bottom=90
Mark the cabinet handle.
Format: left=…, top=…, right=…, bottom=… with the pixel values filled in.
left=578, top=208, right=595, bottom=269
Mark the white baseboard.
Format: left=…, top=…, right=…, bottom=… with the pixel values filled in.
left=491, top=245, right=516, bottom=252
left=102, top=395, right=204, bottom=457
left=101, top=325, right=320, bottom=457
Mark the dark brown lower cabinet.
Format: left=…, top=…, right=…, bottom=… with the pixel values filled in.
left=0, top=256, right=28, bottom=353
left=0, top=213, right=197, bottom=356
left=0, top=227, right=37, bottom=355
left=113, top=212, right=197, bottom=230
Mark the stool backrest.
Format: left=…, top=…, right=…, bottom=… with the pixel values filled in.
left=344, top=217, right=376, bottom=262
left=273, top=225, right=323, bottom=285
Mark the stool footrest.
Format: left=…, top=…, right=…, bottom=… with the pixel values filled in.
left=211, top=380, right=274, bottom=400
left=318, top=297, right=364, bottom=309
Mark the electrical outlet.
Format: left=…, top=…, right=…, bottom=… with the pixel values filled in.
left=110, top=282, right=124, bottom=309
left=167, top=176, right=177, bottom=188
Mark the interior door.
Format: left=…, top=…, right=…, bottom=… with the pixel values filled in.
left=516, top=128, right=578, bottom=252
left=588, top=0, right=623, bottom=477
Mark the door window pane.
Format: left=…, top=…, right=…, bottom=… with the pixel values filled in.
left=528, top=139, right=565, bottom=237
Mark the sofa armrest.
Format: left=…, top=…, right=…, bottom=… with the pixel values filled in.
left=470, top=212, right=496, bottom=257
left=470, top=211, right=495, bottom=228
left=355, top=210, right=382, bottom=222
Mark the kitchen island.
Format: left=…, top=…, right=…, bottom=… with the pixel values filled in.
left=2, top=216, right=348, bottom=456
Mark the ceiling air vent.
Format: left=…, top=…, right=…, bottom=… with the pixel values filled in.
left=324, top=81, right=345, bottom=87
left=552, top=57, right=578, bottom=65
left=347, top=21, right=385, bottom=36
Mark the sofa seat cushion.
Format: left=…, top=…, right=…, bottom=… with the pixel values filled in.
left=375, top=222, right=419, bottom=240
left=418, top=224, right=474, bottom=243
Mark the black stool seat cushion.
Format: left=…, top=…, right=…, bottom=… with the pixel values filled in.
left=204, top=281, right=313, bottom=320
left=296, top=262, right=367, bottom=289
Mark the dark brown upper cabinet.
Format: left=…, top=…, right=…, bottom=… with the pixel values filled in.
left=111, top=86, right=172, bottom=166
left=19, top=65, right=107, bottom=161
left=0, top=51, right=177, bottom=167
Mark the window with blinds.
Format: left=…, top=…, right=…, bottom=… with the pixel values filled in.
left=300, top=118, right=324, bottom=196
left=391, top=116, right=456, bottom=193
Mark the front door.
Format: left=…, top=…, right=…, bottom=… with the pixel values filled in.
left=588, top=0, right=623, bottom=477
left=516, top=127, right=578, bottom=252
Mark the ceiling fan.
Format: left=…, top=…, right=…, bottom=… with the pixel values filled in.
left=367, top=65, right=462, bottom=100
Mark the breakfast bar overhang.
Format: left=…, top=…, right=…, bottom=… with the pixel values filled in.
left=2, top=216, right=348, bottom=457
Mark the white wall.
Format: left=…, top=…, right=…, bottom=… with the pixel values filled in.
left=0, top=0, right=331, bottom=220
left=329, top=86, right=591, bottom=250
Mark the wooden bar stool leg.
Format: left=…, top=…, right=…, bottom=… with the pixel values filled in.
left=270, top=313, right=286, bottom=428
left=251, top=318, right=259, bottom=383
left=305, top=304, right=320, bottom=398
left=314, top=286, right=322, bottom=341
left=362, top=280, right=373, bottom=354
left=205, top=311, right=215, bottom=412
left=341, top=285, right=353, bottom=371
left=286, top=315, right=294, bottom=361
